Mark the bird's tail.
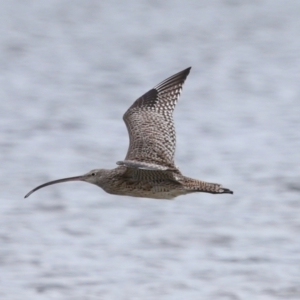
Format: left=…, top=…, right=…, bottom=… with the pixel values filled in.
left=180, top=176, right=233, bottom=195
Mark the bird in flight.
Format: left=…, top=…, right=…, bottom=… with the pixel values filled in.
left=25, top=67, right=233, bottom=199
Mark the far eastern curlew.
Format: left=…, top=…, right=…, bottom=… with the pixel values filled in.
left=25, top=67, right=233, bottom=199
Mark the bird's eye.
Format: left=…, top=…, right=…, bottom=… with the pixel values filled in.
left=91, top=172, right=96, bottom=176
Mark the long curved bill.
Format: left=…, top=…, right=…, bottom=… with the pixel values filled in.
left=24, top=175, right=83, bottom=198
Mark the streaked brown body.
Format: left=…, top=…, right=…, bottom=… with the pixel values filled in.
left=94, top=166, right=228, bottom=200
left=25, top=67, right=233, bottom=199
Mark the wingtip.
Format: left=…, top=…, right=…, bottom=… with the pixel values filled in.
left=181, top=66, right=192, bottom=77
left=183, top=66, right=192, bottom=73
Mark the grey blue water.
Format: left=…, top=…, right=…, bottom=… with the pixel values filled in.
left=1, top=1, right=300, bottom=299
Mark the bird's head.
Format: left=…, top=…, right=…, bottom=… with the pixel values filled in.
left=81, top=169, right=108, bottom=184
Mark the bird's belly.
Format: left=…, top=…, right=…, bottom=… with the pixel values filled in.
left=104, top=180, right=185, bottom=200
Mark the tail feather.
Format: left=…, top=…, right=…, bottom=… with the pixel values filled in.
left=180, top=177, right=233, bottom=195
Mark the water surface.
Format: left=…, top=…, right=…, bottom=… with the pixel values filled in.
left=1, top=1, right=300, bottom=299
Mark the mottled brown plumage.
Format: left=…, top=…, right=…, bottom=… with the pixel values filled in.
left=25, top=67, right=233, bottom=200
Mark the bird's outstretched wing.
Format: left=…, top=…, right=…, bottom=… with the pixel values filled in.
left=119, top=67, right=191, bottom=171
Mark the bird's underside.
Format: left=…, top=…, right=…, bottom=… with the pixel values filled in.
left=101, top=166, right=233, bottom=200
left=24, top=67, right=233, bottom=199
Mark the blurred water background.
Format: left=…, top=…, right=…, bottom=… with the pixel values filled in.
left=1, top=1, right=300, bottom=299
